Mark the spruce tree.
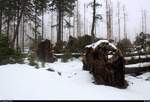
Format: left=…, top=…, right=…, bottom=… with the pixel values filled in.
left=49, top=0, right=77, bottom=42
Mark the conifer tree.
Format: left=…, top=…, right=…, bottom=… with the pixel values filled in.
left=49, top=0, right=77, bottom=42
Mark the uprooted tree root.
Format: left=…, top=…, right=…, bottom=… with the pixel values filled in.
left=82, top=40, right=128, bottom=89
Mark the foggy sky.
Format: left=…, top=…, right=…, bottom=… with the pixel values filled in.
left=80, top=0, right=150, bottom=41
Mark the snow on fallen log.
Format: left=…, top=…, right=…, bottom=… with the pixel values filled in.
left=125, top=62, right=150, bottom=68
left=125, top=62, right=150, bottom=74
left=86, top=40, right=117, bottom=50
left=125, top=55, right=150, bottom=61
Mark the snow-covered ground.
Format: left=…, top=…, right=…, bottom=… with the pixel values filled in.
left=0, top=58, right=150, bottom=100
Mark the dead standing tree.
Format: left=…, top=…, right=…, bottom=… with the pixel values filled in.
left=82, top=40, right=128, bottom=89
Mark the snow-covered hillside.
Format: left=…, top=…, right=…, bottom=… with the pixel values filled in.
left=0, top=58, right=150, bottom=100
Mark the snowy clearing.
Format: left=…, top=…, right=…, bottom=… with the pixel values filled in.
left=0, top=59, right=150, bottom=100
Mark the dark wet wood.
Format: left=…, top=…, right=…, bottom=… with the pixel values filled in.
left=37, top=39, right=57, bottom=63
left=82, top=43, right=128, bottom=89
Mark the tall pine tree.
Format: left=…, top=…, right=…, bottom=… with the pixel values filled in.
left=49, top=0, right=77, bottom=42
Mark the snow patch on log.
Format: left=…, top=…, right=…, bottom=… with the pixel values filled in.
left=86, top=40, right=117, bottom=50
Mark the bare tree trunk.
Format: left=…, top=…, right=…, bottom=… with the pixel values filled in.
left=106, top=0, right=113, bottom=40
left=42, top=8, right=44, bottom=40
left=57, top=1, right=63, bottom=42
left=111, top=3, right=113, bottom=40
left=84, top=3, right=86, bottom=35
left=95, top=24, right=96, bottom=35
left=73, top=15, right=75, bottom=37
left=34, top=6, right=38, bottom=49
left=13, top=16, right=16, bottom=40
left=117, top=1, right=121, bottom=42
left=61, top=11, right=64, bottom=41
left=76, top=0, right=81, bottom=37
left=76, top=0, right=79, bottom=37
left=0, top=9, right=2, bottom=37
left=141, top=10, right=144, bottom=33
left=16, top=8, right=20, bottom=50
left=51, top=11, right=53, bottom=42
left=108, top=4, right=112, bottom=39
left=123, top=5, right=127, bottom=39
left=69, top=16, right=71, bottom=37
left=7, top=16, right=10, bottom=42
left=57, top=8, right=62, bottom=42
left=22, top=15, right=25, bottom=52
left=106, top=0, right=108, bottom=38
left=144, top=10, right=147, bottom=34
left=91, top=0, right=96, bottom=38
left=143, top=10, right=147, bottom=52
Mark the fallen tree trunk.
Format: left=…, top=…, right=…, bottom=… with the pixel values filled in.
left=125, top=66, right=150, bottom=74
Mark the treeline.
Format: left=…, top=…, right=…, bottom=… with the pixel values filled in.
left=0, top=0, right=106, bottom=65
left=0, top=0, right=47, bottom=49
left=117, top=32, right=150, bottom=55
left=0, top=0, right=77, bottom=50
left=0, top=0, right=77, bottom=65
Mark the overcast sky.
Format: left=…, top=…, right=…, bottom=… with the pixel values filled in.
left=44, top=0, right=150, bottom=42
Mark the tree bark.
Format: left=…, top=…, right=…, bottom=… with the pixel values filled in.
left=73, top=15, right=75, bottom=37
left=57, top=2, right=62, bottom=42
left=0, top=9, right=3, bottom=38
left=22, top=15, right=25, bottom=52
left=51, top=10, right=54, bottom=42
left=61, top=11, right=64, bottom=41
left=16, top=8, right=20, bottom=50
left=35, top=6, right=37, bottom=46
left=42, top=7, right=44, bottom=40
left=7, top=16, right=10, bottom=42
left=91, top=0, right=96, bottom=38
left=69, top=16, right=71, bottom=37
left=117, top=2, right=121, bottom=42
